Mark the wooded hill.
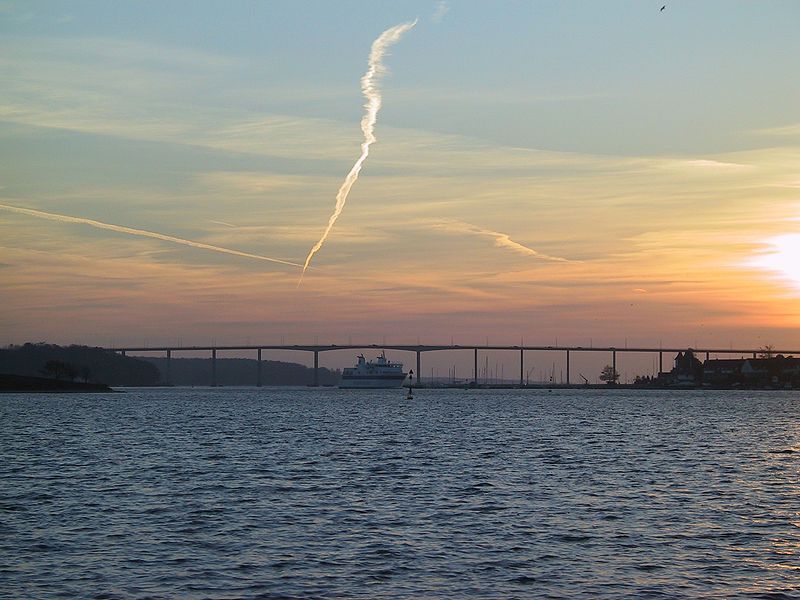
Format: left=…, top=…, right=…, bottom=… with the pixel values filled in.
left=142, top=357, right=340, bottom=386
left=0, top=343, right=160, bottom=386
left=1, top=343, right=341, bottom=386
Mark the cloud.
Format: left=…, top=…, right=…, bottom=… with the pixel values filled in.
left=432, top=1, right=449, bottom=23
left=672, top=159, right=753, bottom=171
left=196, top=172, right=332, bottom=195
left=751, top=123, right=800, bottom=137
left=0, top=2, right=35, bottom=22
left=0, top=34, right=235, bottom=70
left=427, top=219, right=572, bottom=262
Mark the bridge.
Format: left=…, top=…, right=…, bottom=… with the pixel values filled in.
left=106, top=343, right=799, bottom=387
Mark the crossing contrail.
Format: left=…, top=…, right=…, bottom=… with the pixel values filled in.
left=298, top=19, right=416, bottom=285
left=0, top=202, right=304, bottom=269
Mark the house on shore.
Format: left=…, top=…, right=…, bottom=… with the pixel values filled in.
left=704, top=355, right=800, bottom=388
left=703, top=359, right=747, bottom=386
left=654, top=350, right=800, bottom=388
left=655, top=349, right=703, bottom=387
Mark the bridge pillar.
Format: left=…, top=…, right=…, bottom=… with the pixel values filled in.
left=257, top=348, right=262, bottom=387
left=166, top=349, right=171, bottom=385
left=313, top=351, right=319, bottom=387
left=566, top=350, right=570, bottom=385
left=416, top=351, right=421, bottom=387
left=659, top=351, right=663, bottom=374
left=519, top=348, right=524, bottom=387
left=212, top=348, right=217, bottom=387
left=706, top=351, right=710, bottom=362
left=474, top=348, right=478, bottom=385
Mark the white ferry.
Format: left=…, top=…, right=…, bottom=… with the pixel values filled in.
left=340, top=351, right=409, bottom=389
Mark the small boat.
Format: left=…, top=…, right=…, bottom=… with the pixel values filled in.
left=340, top=351, right=408, bottom=389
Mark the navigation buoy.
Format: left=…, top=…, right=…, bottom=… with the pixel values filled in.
left=406, top=370, right=414, bottom=399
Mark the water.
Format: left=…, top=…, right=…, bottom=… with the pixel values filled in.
left=1, top=388, right=799, bottom=598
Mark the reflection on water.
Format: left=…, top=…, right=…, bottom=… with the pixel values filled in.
left=1, top=388, right=799, bottom=598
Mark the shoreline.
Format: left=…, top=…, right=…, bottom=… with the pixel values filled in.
left=0, top=373, right=114, bottom=393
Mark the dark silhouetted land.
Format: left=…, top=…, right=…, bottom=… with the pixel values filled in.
left=143, top=357, right=340, bottom=386
left=0, top=373, right=113, bottom=393
left=1, top=343, right=160, bottom=386
left=1, top=343, right=341, bottom=387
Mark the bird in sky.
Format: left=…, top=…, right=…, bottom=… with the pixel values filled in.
left=660, top=5, right=666, bottom=11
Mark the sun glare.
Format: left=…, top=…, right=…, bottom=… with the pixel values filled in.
left=750, top=234, right=800, bottom=289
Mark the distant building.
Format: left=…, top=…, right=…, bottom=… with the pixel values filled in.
left=652, top=349, right=799, bottom=389
left=703, top=359, right=745, bottom=386
left=659, top=349, right=703, bottom=387
left=703, top=355, right=800, bottom=388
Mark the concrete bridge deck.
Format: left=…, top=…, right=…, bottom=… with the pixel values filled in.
left=107, top=343, right=797, bottom=387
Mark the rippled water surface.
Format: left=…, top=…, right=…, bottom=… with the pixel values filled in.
left=2, top=388, right=800, bottom=598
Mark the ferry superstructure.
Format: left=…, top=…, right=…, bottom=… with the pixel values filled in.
left=340, top=351, right=408, bottom=389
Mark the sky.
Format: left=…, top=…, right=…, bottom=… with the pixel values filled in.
left=2, top=0, right=800, bottom=374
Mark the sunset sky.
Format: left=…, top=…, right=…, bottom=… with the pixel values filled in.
left=2, top=0, right=800, bottom=372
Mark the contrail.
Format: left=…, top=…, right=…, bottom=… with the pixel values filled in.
left=298, top=19, right=417, bottom=285
left=429, top=219, right=573, bottom=262
left=0, top=202, right=304, bottom=268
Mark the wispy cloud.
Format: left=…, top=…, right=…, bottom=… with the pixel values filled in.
left=751, top=123, right=800, bottom=137
left=427, top=219, right=572, bottom=262
left=670, top=159, right=753, bottom=171
left=432, top=1, right=449, bottom=23
left=0, top=2, right=35, bottom=23
left=0, top=34, right=235, bottom=70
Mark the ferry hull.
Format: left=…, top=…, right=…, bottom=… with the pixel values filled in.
left=340, top=375, right=408, bottom=389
